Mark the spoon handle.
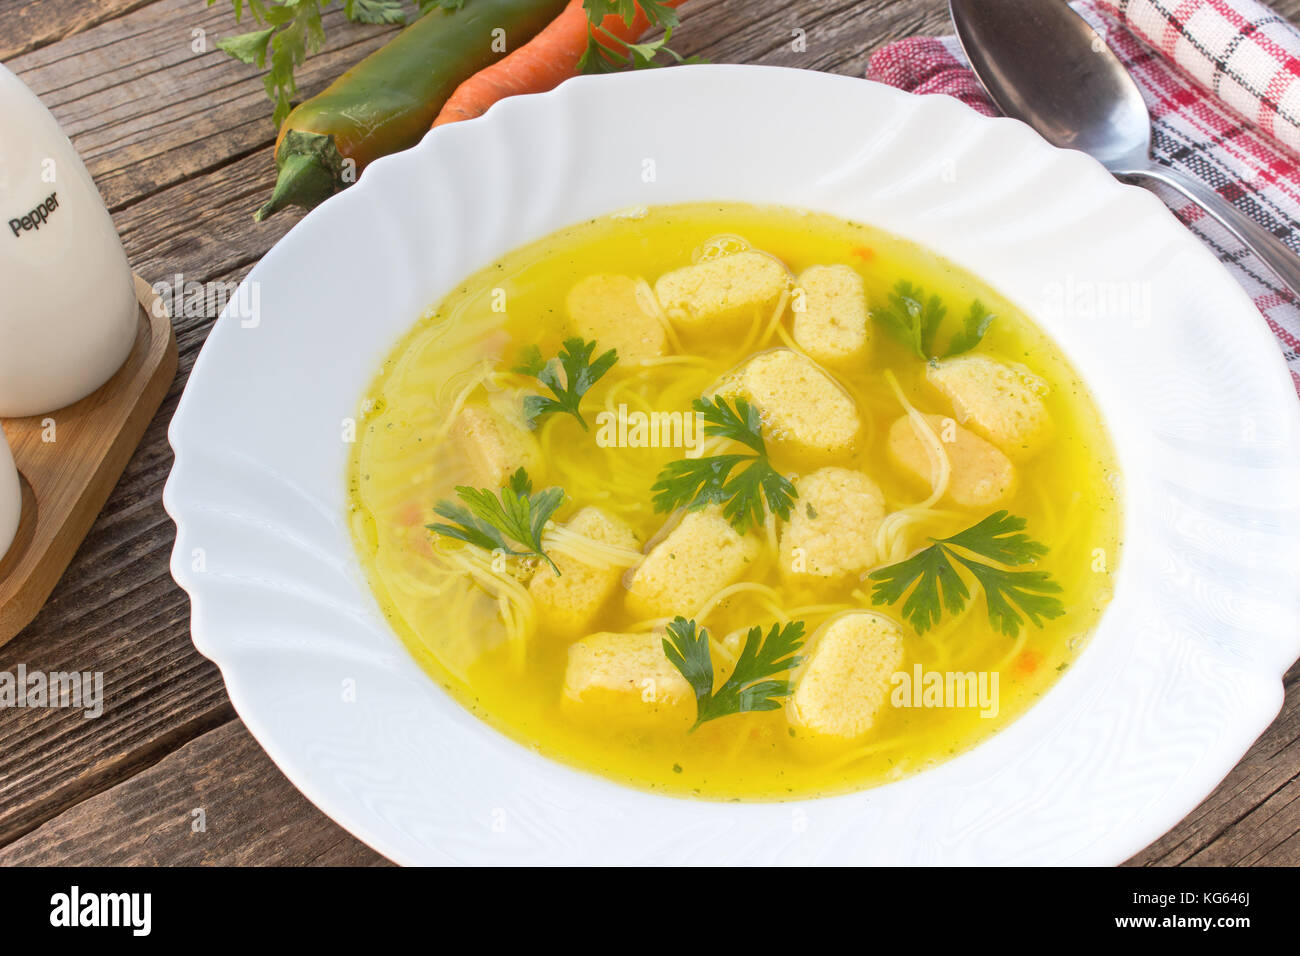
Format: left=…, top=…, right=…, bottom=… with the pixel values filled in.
left=1121, top=164, right=1300, bottom=300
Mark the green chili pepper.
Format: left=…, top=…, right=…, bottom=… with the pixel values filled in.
left=258, top=0, right=568, bottom=221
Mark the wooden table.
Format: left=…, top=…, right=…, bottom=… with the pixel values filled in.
left=1, top=0, right=1297, bottom=867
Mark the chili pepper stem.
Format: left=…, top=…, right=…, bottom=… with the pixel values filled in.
left=255, top=130, right=345, bottom=222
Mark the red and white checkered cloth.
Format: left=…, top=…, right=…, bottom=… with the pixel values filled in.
left=868, top=0, right=1300, bottom=396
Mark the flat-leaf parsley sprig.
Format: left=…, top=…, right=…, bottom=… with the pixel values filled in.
left=428, top=467, right=564, bottom=575
left=662, top=616, right=806, bottom=729
left=650, top=395, right=797, bottom=534
left=514, top=337, right=618, bottom=431
left=212, top=0, right=446, bottom=128
left=873, top=280, right=996, bottom=361
left=866, top=511, right=1064, bottom=637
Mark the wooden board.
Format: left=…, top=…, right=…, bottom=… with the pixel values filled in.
left=0, top=275, right=177, bottom=645
left=0, top=0, right=1296, bottom=866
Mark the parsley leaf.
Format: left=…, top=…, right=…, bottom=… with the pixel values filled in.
left=515, top=338, right=618, bottom=431
left=650, top=396, right=797, bottom=534
left=212, top=0, right=328, bottom=128
left=346, top=0, right=407, bottom=24
left=584, top=0, right=680, bottom=28
left=943, top=511, right=1049, bottom=565
left=636, top=0, right=682, bottom=28
left=662, top=617, right=806, bottom=729
left=867, top=542, right=970, bottom=635
left=583, top=0, right=639, bottom=22
left=872, top=280, right=996, bottom=360
left=212, top=0, right=417, bottom=128
left=875, top=280, right=945, bottom=359
left=690, top=393, right=765, bottom=453
left=867, top=511, right=1063, bottom=637
left=214, top=25, right=276, bottom=67
left=428, top=467, right=564, bottom=575
left=943, top=299, right=996, bottom=357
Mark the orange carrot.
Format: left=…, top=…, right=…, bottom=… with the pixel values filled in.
left=432, top=0, right=687, bottom=128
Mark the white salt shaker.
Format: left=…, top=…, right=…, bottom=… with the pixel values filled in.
left=0, top=63, right=137, bottom=417
left=0, top=428, right=18, bottom=562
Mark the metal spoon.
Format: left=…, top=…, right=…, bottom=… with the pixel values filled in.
left=949, top=0, right=1300, bottom=298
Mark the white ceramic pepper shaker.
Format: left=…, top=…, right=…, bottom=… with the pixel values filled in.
left=0, top=62, right=137, bottom=417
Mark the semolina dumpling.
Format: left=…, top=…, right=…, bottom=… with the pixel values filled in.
left=447, top=402, right=539, bottom=488
left=792, top=264, right=870, bottom=366
left=789, top=613, right=905, bottom=740
left=529, top=507, right=640, bottom=638
left=566, top=273, right=668, bottom=364
left=624, top=506, right=762, bottom=620
left=716, top=348, right=862, bottom=458
left=926, top=355, right=1053, bottom=460
left=779, top=467, right=886, bottom=582
left=654, top=250, right=788, bottom=334
left=562, top=631, right=694, bottom=730
left=887, top=413, right=1016, bottom=508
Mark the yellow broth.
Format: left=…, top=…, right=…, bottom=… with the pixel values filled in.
left=348, top=202, right=1121, bottom=800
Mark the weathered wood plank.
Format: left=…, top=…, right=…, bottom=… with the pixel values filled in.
left=672, top=0, right=953, bottom=75
left=0, top=719, right=389, bottom=865
left=1, top=0, right=1298, bottom=865
left=0, top=0, right=155, bottom=61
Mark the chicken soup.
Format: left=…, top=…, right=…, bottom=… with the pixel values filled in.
left=348, top=202, right=1121, bottom=800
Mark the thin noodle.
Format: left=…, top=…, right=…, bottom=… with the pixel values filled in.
left=884, top=369, right=951, bottom=509
left=873, top=370, right=953, bottom=562
left=428, top=361, right=494, bottom=450
left=774, top=322, right=800, bottom=351
left=635, top=278, right=687, bottom=355
left=634, top=355, right=714, bottom=369
left=543, top=525, right=643, bottom=567
left=693, top=581, right=785, bottom=622
left=753, top=288, right=791, bottom=352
